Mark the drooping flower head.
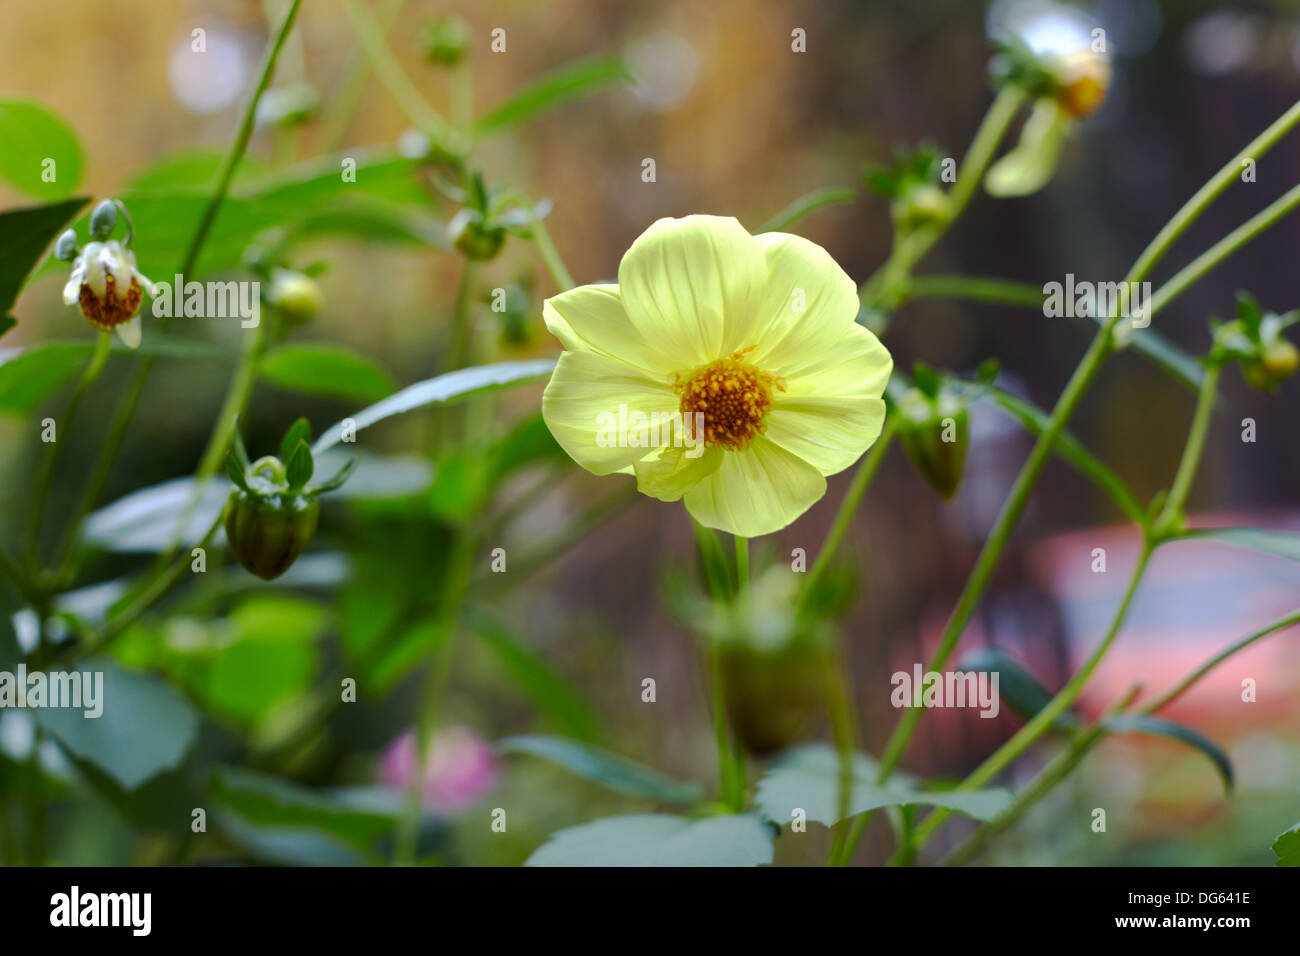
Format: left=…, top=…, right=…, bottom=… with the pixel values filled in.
left=379, top=727, right=499, bottom=816
left=57, top=200, right=154, bottom=348
left=541, top=215, right=892, bottom=537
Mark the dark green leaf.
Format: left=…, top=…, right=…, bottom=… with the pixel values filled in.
left=279, top=417, right=313, bottom=464
left=499, top=734, right=703, bottom=804
left=0, top=341, right=92, bottom=417
left=226, top=451, right=250, bottom=491
left=958, top=647, right=1078, bottom=730
left=0, top=197, right=88, bottom=319
left=476, top=57, right=630, bottom=136
left=285, top=439, right=314, bottom=490
left=1102, top=714, right=1233, bottom=792
left=309, top=453, right=359, bottom=495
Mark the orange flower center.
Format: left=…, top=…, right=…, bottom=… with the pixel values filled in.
left=674, top=348, right=784, bottom=450
left=78, top=273, right=142, bottom=330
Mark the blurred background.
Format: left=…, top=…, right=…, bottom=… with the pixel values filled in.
left=1, top=0, right=1298, bottom=866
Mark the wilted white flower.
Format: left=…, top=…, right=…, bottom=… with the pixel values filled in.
left=62, top=240, right=154, bottom=348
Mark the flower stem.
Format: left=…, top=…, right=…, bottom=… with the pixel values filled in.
left=823, top=645, right=859, bottom=865
left=321, top=0, right=406, bottom=152
left=798, top=417, right=897, bottom=613
left=340, top=0, right=463, bottom=157
left=531, top=215, right=575, bottom=291
left=900, top=274, right=1045, bottom=308
left=26, top=331, right=111, bottom=570
left=1153, top=363, right=1220, bottom=537
left=734, top=535, right=749, bottom=588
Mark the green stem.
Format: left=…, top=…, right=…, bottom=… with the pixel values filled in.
left=799, top=418, right=896, bottom=613
left=321, top=0, right=406, bottom=152
left=734, top=535, right=749, bottom=589
left=531, top=215, right=575, bottom=291
left=900, top=274, right=1045, bottom=308
left=823, top=646, right=859, bottom=865
left=904, top=543, right=1153, bottom=855
left=708, top=637, right=742, bottom=811
left=444, top=261, right=479, bottom=372
left=53, top=0, right=303, bottom=577
left=395, top=532, right=474, bottom=865
left=1154, top=363, right=1220, bottom=537
left=26, top=332, right=112, bottom=570
left=340, top=0, right=463, bottom=158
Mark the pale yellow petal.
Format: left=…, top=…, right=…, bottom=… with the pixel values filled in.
left=773, top=321, right=893, bottom=399
left=617, top=215, right=767, bottom=367
left=542, top=349, right=678, bottom=475
left=634, top=445, right=723, bottom=501
left=114, top=315, right=143, bottom=349
left=683, top=437, right=826, bottom=537
left=765, top=396, right=885, bottom=477
left=542, top=283, right=678, bottom=376
left=744, top=232, right=860, bottom=369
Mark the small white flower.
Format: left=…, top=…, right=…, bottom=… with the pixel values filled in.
left=62, top=240, right=154, bottom=348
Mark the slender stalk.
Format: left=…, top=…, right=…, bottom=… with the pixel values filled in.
left=443, top=262, right=479, bottom=372
left=1142, top=607, right=1300, bottom=715
left=1153, top=363, right=1220, bottom=537
left=321, top=0, right=406, bottom=152
left=734, top=536, right=749, bottom=588
left=903, top=543, right=1152, bottom=855
left=798, top=418, right=896, bottom=613
left=26, top=332, right=112, bottom=569
left=340, top=0, right=463, bottom=158
left=941, top=684, right=1142, bottom=866
left=531, top=215, right=575, bottom=291
left=708, top=638, right=741, bottom=811
left=823, top=646, right=859, bottom=865
left=900, top=275, right=1045, bottom=308
left=69, top=505, right=228, bottom=664
left=54, top=0, right=304, bottom=574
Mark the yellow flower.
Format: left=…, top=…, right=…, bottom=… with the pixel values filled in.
left=62, top=240, right=154, bottom=348
left=541, top=215, right=892, bottom=537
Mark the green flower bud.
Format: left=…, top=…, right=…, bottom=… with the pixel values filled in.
left=225, top=489, right=320, bottom=581
left=897, top=387, right=969, bottom=499
left=54, top=229, right=79, bottom=261
left=448, top=208, right=506, bottom=261
left=1264, top=339, right=1300, bottom=380
left=423, top=17, right=471, bottom=66
left=267, top=268, right=323, bottom=324
left=720, top=637, right=825, bottom=755
left=890, top=183, right=950, bottom=233
left=89, top=200, right=117, bottom=241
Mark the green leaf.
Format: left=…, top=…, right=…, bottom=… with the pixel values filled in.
left=309, top=453, right=359, bottom=495
left=985, top=385, right=1147, bottom=525
left=755, top=187, right=858, bottom=234
left=210, top=766, right=403, bottom=848
left=260, top=344, right=396, bottom=404
left=285, top=439, right=315, bottom=491
left=476, top=57, right=630, bottom=136
left=499, top=735, right=703, bottom=805
left=1102, top=714, right=1233, bottom=792
left=33, top=658, right=200, bottom=790
left=226, top=451, right=250, bottom=491
left=279, top=417, right=312, bottom=464
left=958, top=647, right=1078, bottom=730
left=0, top=341, right=92, bottom=416
left=0, top=100, right=84, bottom=199
left=0, top=196, right=88, bottom=322
left=1120, top=324, right=1207, bottom=392
left=1175, top=527, right=1300, bottom=561
left=312, top=358, right=557, bottom=454
left=754, top=744, right=1013, bottom=826
left=473, top=612, right=601, bottom=742
left=525, top=813, right=774, bottom=867
left=1272, top=821, right=1300, bottom=866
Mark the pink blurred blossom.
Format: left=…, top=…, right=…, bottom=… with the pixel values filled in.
left=379, top=726, right=498, bottom=816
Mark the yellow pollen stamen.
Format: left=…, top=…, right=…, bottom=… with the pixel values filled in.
left=673, top=348, right=784, bottom=450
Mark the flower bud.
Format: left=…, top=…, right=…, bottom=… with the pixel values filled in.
left=225, top=489, right=320, bottom=581
left=89, top=200, right=117, bottom=241
left=267, top=268, right=323, bottom=324
left=897, top=387, right=969, bottom=500
left=448, top=208, right=506, bottom=261
left=890, top=184, right=950, bottom=233
left=54, top=229, right=79, bottom=262
left=423, top=17, right=471, bottom=67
